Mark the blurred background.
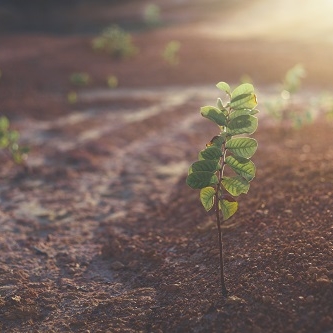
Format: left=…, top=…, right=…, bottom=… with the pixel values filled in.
left=1, top=0, right=333, bottom=121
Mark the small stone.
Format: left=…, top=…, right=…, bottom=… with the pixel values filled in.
left=287, top=274, right=295, bottom=282
left=306, top=295, right=314, bottom=303
left=308, top=266, right=318, bottom=274
left=316, top=276, right=331, bottom=285
left=262, top=295, right=273, bottom=304
left=110, top=261, right=125, bottom=270
left=226, top=295, right=246, bottom=305
left=162, top=283, right=181, bottom=292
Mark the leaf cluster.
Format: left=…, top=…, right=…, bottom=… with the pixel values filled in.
left=186, top=82, right=258, bottom=220
left=92, top=25, right=138, bottom=59
left=163, top=41, right=181, bottom=66
left=0, top=116, right=29, bottom=164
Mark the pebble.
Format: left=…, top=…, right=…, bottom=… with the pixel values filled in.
left=306, top=295, right=314, bottom=303
left=262, top=295, right=273, bottom=304
left=110, top=261, right=125, bottom=270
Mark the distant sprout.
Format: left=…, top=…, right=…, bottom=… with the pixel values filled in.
left=107, top=75, right=118, bottom=88
left=0, top=116, right=29, bottom=165
left=163, top=41, right=181, bottom=66
left=92, top=25, right=138, bottom=59
left=70, top=72, right=91, bottom=86
left=143, top=4, right=162, bottom=27
left=315, top=91, right=333, bottom=121
left=265, top=64, right=311, bottom=129
left=283, top=63, right=306, bottom=94
left=67, top=91, right=78, bottom=104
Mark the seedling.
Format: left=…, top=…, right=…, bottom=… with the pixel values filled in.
left=70, top=72, right=91, bottom=86
left=162, top=41, right=181, bottom=66
left=143, top=4, right=162, bottom=27
left=186, top=82, right=259, bottom=297
left=107, top=75, right=118, bottom=88
left=67, top=91, right=78, bottom=104
left=265, top=64, right=310, bottom=128
left=92, top=25, right=138, bottom=59
left=0, top=116, right=29, bottom=165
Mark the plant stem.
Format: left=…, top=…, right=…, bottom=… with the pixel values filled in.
left=215, top=185, right=228, bottom=297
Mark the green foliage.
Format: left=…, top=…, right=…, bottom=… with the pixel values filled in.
left=70, top=72, right=91, bottom=86
left=162, top=41, right=181, bottom=66
left=143, top=4, right=162, bottom=27
left=0, top=116, right=29, bottom=165
left=186, top=82, right=258, bottom=220
left=67, top=91, right=78, bottom=104
left=107, top=75, right=118, bottom=88
left=282, top=63, right=306, bottom=94
left=186, top=82, right=259, bottom=297
left=265, top=64, right=311, bottom=129
left=92, top=25, right=138, bottom=59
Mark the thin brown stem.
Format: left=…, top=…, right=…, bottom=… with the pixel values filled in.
left=215, top=190, right=228, bottom=297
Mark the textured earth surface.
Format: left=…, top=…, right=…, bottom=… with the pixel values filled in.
left=0, top=1, right=333, bottom=332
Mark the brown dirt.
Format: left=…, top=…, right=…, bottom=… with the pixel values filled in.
left=0, top=1, right=332, bottom=332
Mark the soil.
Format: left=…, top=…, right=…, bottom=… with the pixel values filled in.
left=0, top=1, right=332, bottom=332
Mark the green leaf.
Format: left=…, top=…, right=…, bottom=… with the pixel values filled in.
left=8, top=130, right=19, bottom=142
left=0, top=117, right=9, bottom=131
left=200, top=187, right=215, bottom=211
left=232, top=83, right=254, bottom=95
left=206, top=134, right=226, bottom=148
left=201, top=106, right=227, bottom=126
left=199, top=146, right=222, bottom=160
left=19, top=146, right=30, bottom=154
left=219, top=196, right=238, bottom=220
left=0, top=136, right=9, bottom=148
left=222, top=176, right=250, bottom=196
left=216, top=82, right=231, bottom=95
left=229, top=109, right=258, bottom=120
left=186, top=171, right=218, bottom=189
left=225, top=137, right=258, bottom=158
left=227, top=115, right=258, bottom=135
left=189, top=160, right=220, bottom=174
left=230, top=83, right=257, bottom=110
left=230, top=93, right=257, bottom=110
left=217, top=98, right=224, bottom=110
left=225, top=155, right=256, bottom=181
left=250, top=109, right=259, bottom=115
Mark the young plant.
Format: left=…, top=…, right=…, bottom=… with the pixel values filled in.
left=92, top=25, right=138, bottom=59
left=143, top=4, right=162, bottom=27
left=186, top=82, right=259, bottom=297
left=70, top=72, right=91, bottom=86
left=162, top=41, right=181, bottom=66
left=265, top=64, right=310, bottom=128
left=107, top=75, right=118, bottom=88
left=0, top=116, right=29, bottom=165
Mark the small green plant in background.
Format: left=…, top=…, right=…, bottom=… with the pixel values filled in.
left=143, top=4, right=162, bottom=27
left=67, top=91, right=78, bottom=105
left=92, top=25, right=138, bottom=59
left=107, top=75, right=118, bottom=88
left=70, top=72, right=91, bottom=86
left=265, top=64, right=311, bottom=128
left=0, top=116, right=29, bottom=165
left=163, top=41, right=181, bottom=66
left=314, top=91, right=333, bottom=121
left=186, top=82, right=259, bottom=297
left=282, top=63, right=306, bottom=95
